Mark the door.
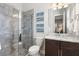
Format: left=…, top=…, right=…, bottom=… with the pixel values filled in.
left=45, top=39, right=59, bottom=56
left=22, top=12, right=33, bottom=50
left=61, top=41, right=79, bottom=56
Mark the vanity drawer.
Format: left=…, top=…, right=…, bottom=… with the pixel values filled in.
left=61, top=41, right=79, bottom=56
left=45, top=39, right=59, bottom=56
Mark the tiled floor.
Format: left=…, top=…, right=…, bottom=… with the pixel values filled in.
left=17, top=42, right=45, bottom=56
left=18, top=42, right=28, bottom=56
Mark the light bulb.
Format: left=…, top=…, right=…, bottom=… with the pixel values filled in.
left=52, top=3, right=57, bottom=10
left=53, top=7, right=57, bottom=10
left=58, top=6, right=62, bottom=9
left=64, top=4, right=68, bottom=8
left=58, top=3, right=63, bottom=9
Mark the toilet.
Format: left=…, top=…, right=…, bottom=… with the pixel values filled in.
left=28, top=37, right=43, bottom=56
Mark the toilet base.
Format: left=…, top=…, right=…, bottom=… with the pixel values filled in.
left=28, top=45, right=40, bottom=56
left=26, top=53, right=40, bottom=56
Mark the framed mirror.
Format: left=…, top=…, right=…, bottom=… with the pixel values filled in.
left=55, top=15, right=63, bottom=33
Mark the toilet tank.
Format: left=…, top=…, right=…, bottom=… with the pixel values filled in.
left=35, top=37, right=44, bottom=46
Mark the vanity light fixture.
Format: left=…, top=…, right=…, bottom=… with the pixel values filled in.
left=50, top=3, right=69, bottom=10
left=63, top=4, right=68, bottom=8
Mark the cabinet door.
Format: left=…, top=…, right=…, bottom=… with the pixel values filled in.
left=61, top=41, right=79, bottom=56
left=45, top=39, right=59, bottom=56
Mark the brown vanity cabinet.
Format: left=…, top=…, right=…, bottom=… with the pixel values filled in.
left=61, top=41, right=79, bottom=56
left=45, top=39, right=79, bottom=56
left=45, top=39, right=59, bottom=56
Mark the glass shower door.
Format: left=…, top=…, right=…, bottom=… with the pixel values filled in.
left=0, top=4, right=19, bottom=56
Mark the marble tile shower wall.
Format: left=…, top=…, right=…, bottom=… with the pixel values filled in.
left=0, top=4, right=19, bottom=56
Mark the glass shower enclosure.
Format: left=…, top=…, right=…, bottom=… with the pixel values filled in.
left=0, top=4, right=19, bottom=56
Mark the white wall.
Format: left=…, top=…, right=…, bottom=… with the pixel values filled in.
left=75, top=4, right=79, bottom=14
left=66, top=4, right=79, bottom=34
left=66, top=4, right=76, bottom=33
left=22, top=3, right=50, bottom=38
left=22, top=3, right=50, bottom=11
left=8, top=3, right=79, bottom=37
left=7, top=3, right=50, bottom=40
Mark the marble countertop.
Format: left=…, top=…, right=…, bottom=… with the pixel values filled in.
left=45, top=33, right=79, bottom=43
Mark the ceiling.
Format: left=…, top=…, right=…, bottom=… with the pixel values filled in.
left=7, top=3, right=50, bottom=11
left=7, top=3, right=71, bottom=11
left=7, top=3, right=23, bottom=10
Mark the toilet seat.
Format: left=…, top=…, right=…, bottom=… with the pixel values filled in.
left=28, top=45, right=40, bottom=56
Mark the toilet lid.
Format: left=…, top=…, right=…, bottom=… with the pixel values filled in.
left=29, top=45, right=40, bottom=52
